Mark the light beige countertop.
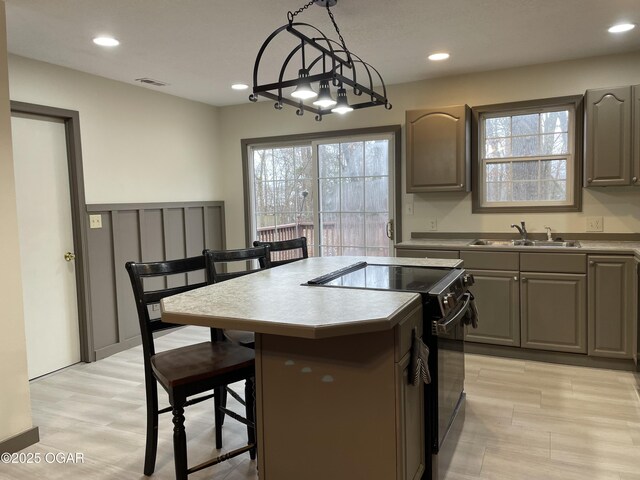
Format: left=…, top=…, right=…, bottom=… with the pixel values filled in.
left=396, top=238, right=640, bottom=259
left=161, top=256, right=462, bottom=339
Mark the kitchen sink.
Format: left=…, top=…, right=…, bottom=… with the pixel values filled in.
left=471, top=239, right=519, bottom=246
left=470, top=239, right=581, bottom=248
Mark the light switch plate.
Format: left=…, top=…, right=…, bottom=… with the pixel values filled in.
left=586, top=216, right=603, bottom=232
left=89, top=214, right=102, bottom=229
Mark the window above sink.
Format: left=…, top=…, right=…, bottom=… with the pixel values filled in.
left=472, top=95, right=584, bottom=214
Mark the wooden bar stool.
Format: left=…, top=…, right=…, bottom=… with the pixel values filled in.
left=253, top=236, right=308, bottom=267
left=125, top=256, right=256, bottom=480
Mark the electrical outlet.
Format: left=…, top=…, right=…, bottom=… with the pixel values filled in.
left=425, top=217, right=438, bottom=231
left=151, top=304, right=160, bottom=312
left=586, top=216, right=604, bottom=232
left=89, top=214, right=102, bottom=229
left=405, top=195, right=414, bottom=216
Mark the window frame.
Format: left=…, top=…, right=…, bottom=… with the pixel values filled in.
left=241, top=125, right=402, bottom=249
left=471, top=95, right=584, bottom=213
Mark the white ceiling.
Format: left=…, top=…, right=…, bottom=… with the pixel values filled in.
left=5, top=0, right=640, bottom=107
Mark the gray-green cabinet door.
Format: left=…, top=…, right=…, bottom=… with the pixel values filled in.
left=406, top=105, right=470, bottom=193
left=633, top=85, right=640, bottom=186
left=585, top=86, right=632, bottom=186
left=588, top=256, right=636, bottom=359
left=465, top=269, right=520, bottom=346
left=396, top=353, right=425, bottom=480
left=521, top=272, right=587, bottom=353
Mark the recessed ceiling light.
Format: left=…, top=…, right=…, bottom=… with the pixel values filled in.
left=231, top=83, right=249, bottom=90
left=428, top=52, right=450, bottom=61
left=93, top=36, right=120, bottom=47
left=608, top=23, right=636, bottom=33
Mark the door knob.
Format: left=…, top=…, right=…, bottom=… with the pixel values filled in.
left=64, top=252, right=76, bottom=262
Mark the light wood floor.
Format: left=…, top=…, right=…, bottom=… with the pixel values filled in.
left=1, top=327, right=639, bottom=480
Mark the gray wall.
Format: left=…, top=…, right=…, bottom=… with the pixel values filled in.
left=86, top=201, right=226, bottom=360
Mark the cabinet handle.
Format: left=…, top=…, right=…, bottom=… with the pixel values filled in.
left=513, top=276, right=518, bottom=281
left=587, top=178, right=593, bottom=183
left=589, top=260, right=595, bottom=266
left=521, top=277, right=527, bottom=283
left=633, top=176, right=638, bottom=183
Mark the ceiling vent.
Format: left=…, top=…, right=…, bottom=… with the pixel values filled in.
left=134, top=77, right=169, bottom=87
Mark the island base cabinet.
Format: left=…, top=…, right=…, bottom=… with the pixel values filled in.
left=520, top=272, right=587, bottom=353
left=255, top=306, right=424, bottom=480
left=588, top=256, right=637, bottom=359
left=465, top=269, right=520, bottom=346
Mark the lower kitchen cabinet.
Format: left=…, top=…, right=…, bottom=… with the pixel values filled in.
left=466, top=269, right=520, bottom=346
left=588, top=255, right=637, bottom=359
left=521, top=272, right=587, bottom=353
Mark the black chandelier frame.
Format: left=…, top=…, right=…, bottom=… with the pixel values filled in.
left=249, top=0, right=392, bottom=121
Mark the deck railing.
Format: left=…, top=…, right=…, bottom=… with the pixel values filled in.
left=256, top=222, right=338, bottom=259
left=256, top=221, right=387, bottom=259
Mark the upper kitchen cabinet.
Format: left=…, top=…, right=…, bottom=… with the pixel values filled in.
left=406, top=105, right=470, bottom=193
left=584, top=86, right=637, bottom=186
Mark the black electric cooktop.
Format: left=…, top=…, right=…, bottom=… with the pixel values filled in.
left=306, top=262, right=461, bottom=294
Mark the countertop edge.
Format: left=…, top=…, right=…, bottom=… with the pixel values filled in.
left=162, top=295, right=423, bottom=339
left=396, top=240, right=640, bottom=260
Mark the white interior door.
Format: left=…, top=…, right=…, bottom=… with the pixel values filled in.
left=12, top=114, right=80, bottom=379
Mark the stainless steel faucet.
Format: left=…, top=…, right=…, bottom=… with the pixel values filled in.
left=510, top=221, right=528, bottom=241
left=544, top=226, right=553, bottom=241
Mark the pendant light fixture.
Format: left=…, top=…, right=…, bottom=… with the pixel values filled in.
left=331, top=86, right=353, bottom=114
left=249, top=0, right=391, bottom=121
left=312, top=80, right=337, bottom=108
left=291, top=69, right=317, bottom=99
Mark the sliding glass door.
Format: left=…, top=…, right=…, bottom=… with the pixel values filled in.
left=249, top=133, right=394, bottom=257
left=315, top=136, right=393, bottom=256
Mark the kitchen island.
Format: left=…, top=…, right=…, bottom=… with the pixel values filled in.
left=161, top=256, right=461, bottom=480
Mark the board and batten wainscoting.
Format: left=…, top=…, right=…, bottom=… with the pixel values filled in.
left=85, top=201, right=226, bottom=361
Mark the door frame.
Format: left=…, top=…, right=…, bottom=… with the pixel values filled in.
left=11, top=101, right=93, bottom=363
left=241, top=124, right=402, bottom=248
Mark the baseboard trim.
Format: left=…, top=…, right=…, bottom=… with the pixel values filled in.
left=94, top=327, right=183, bottom=360
left=0, top=427, right=39, bottom=453
left=466, top=343, right=637, bottom=371
left=94, top=336, right=141, bottom=361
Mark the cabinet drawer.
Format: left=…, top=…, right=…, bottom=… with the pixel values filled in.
left=396, top=248, right=459, bottom=259
left=394, top=303, right=423, bottom=362
left=520, top=253, right=586, bottom=273
left=460, top=251, right=519, bottom=270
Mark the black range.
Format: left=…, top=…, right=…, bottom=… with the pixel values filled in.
left=307, top=261, right=479, bottom=480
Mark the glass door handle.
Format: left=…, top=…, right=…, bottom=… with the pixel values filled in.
left=386, top=220, right=394, bottom=240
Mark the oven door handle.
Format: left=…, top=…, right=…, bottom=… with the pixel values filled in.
left=433, top=293, right=472, bottom=335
